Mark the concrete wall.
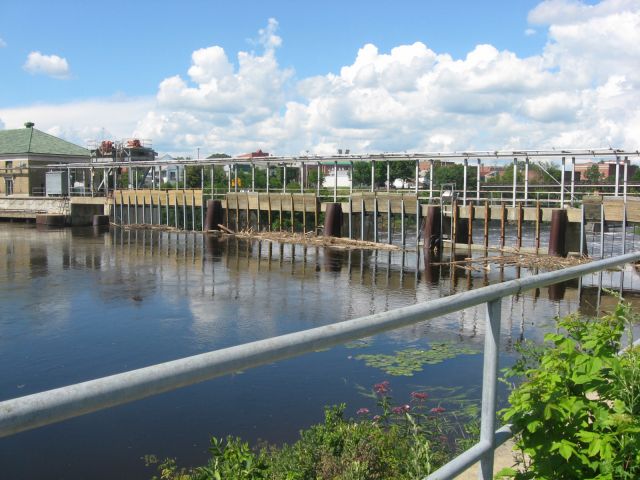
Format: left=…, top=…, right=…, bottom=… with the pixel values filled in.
left=0, top=196, right=107, bottom=226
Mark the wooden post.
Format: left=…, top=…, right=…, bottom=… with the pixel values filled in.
left=303, top=195, right=307, bottom=233
left=452, top=199, right=458, bottom=255
left=257, top=192, right=261, bottom=231
left=234, top=194, right=239, bottom=230
left=467, top=201, right=474, bottom=247
left=517, top=201, right=523, bottom=249
left=290, top=193, right=294, bottom=233
left=246, top=192, right=250, bottom=231
left=361, top=197, right=365, bottom=241
left=483, top=200, right=489, bottom=249
left=268, top=194, right=272, bottom=231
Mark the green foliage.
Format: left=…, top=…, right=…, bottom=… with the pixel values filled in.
left=431, top=163, right=475, bottom=191
left=307, top=168, right=325, bottom=188
left=351, top=161, right=416, bottom=187
left=150, top=377, right=488, bottom=480
left=586, top=164, right=603, bottom=184
left=185, top=166, right=202, bottom=188
left=487, top=163, right=525, bottom=184
left=499, top=301, right=640, bottom=479
left=355, top=343, right=479, bottom=376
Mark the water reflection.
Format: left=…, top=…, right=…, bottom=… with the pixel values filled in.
left=0, top=223, right=638, bottom=480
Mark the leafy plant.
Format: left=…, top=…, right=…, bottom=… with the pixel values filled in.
left=498, top=301, right=640, bottom=479
left=355, top=342, right=479, bottom=376
left=150, top=380, right=483, bottom=480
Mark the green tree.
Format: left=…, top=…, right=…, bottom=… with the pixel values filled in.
left=185, top=166, right=202, bottom=188
left=530, top=161, right=561, bottom=184
left=307, top=168, right=325, bottom=188
left=351, top=161, right=415, bottom=188
left=586, top=164, right=602, bottom=184
left=431, top=163, right=475, bottom=190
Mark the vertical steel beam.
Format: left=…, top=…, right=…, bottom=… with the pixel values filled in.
left=570, top=157, right=576, bottom=206
left=560, top=157, right=566, bottom=208
left=476, top=158, right=481, bottom=203
left=463, top=158, right=468, bottom=204
left=512, top=158, right=517, bottom=208
left=251, top=163, right=255, bottom=192
left=350, top=161, right=354, bottom=196
left=524, top=158, right=529, bottom=206
left=283, top=164, right=287, bottom=193
left=234, top=164, right=238, bottom=193
left=371, top=160, right=375, bottom=193
left=266, top=162, right=270, bottom=193
left=429, top=159, right=434, bottom=200
left=623, top=156, right=628, bottom=202
left=615, top=155, right=620, bottom=197
left=386, top=161, right=390, bottom=193
left=334, top=160, right=338, bottom=202
left=600, top=203, right=605, bottom=259
left=479, top=298, right=502, bottom=479
left=580, top=204, right=585, bottom=256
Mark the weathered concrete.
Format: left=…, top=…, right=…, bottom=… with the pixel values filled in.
left=0, top=196, right=107, bottom=226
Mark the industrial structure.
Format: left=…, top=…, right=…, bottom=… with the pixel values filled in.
left=0, top=122, right=89, bottom=196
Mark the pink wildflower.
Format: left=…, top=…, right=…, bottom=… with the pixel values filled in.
left=430, top=406, right=446, bottom=414
left=392, top=405, right=410, bottom=415
left=373, top=381, right=390, bottom=394
left=373, top=415, right=381, bottom=422
left=356, top=408, right=370, bottom=415
left=411, top=391, right=428, bottom=401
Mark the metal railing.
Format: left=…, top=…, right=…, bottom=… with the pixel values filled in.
left=1, top=252, right=640, bottom=478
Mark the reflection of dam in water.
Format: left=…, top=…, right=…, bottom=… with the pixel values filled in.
left=110, top=226, right=639, bottom=332
left=2, top=222, right=639, bottom=480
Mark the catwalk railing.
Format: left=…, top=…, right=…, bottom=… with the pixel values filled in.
left=1, top=252, right=640, bottom=479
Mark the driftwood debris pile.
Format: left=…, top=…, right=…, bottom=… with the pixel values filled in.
left=432, top=253, right=592, bottom=272
left=221, top=227, right=401, bottom=251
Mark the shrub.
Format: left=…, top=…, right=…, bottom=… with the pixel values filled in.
left=151, top=383, right=473, bottom=479
left=499, top=301, right=640, bottom=479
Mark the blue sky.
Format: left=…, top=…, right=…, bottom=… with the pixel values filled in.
left=0, top=0, right=637, bottom=155
left=0, top=1, right=544, bottom=105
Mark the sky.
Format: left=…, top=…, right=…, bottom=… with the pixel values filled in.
left=0, top=0, right=638, bottom=157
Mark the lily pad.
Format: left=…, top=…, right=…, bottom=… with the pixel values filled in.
left=355, top=342, right=479, bottom=376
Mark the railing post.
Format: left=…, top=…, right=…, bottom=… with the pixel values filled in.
left=479, top=298, right=501, bottom=479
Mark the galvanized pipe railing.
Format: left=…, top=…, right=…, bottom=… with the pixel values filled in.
left=2, top=252, right=640, bottom=479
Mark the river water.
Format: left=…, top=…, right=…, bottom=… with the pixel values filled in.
left=0, top=223, right=628, bottom=479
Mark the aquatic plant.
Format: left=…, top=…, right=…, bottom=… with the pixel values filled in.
left=354, top=342, right=479, bottom=376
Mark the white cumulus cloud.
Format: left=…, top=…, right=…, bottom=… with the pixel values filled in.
left=5, top=5, right=640, bottom=156
left=23, top=51, right=70, bottom=79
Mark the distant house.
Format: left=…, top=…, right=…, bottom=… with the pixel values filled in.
left=157, top=154, right=183, bottom=184
left=0, top=122, right=89, bottom=196
left=236, top=149, right=269, bottom=160
left=322, top=161, right=352, bottom=188
left=574, top=161, right=637, bottom=181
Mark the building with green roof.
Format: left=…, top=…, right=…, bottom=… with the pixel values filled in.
left=0, top=122, right=89, bottom=196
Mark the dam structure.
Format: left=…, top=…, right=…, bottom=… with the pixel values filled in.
left=2, top=147, right=640, bottom=258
